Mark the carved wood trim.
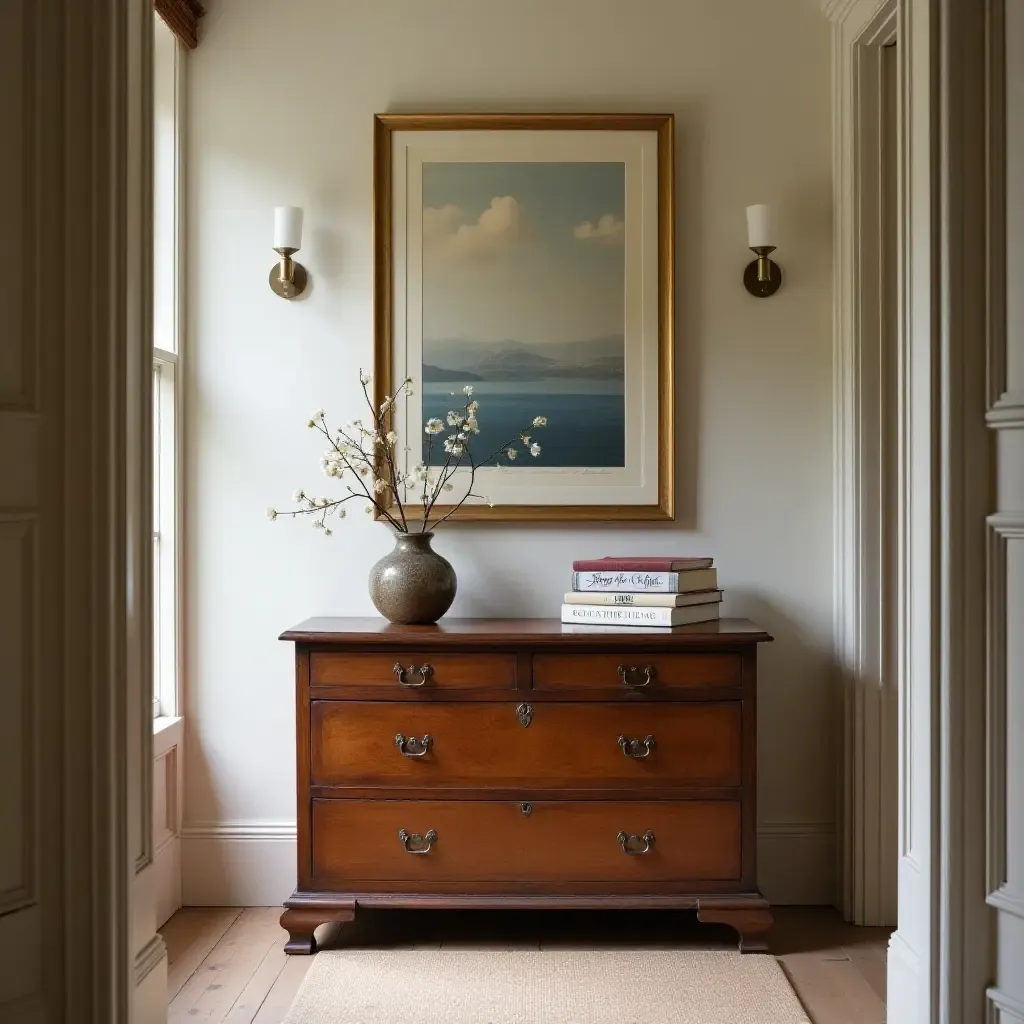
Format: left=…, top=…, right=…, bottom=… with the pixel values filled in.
left=154, top=0, right=204, bottom=49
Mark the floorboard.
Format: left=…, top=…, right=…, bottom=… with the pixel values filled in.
left=160, top=905, right=893, bottom=1024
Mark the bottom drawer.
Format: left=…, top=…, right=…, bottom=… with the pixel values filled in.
left=311, top=799, right=741, bottom=885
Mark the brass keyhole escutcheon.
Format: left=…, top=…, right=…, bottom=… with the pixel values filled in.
left=516, top=703, right=533, bottom=728
left=520, top=802, right=533, bottom=816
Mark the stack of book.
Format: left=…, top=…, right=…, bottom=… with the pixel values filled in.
left=561, top=556, right=722, bottom=628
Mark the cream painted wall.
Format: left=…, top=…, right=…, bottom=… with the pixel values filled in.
left=183, top=0, right=835, bottom=904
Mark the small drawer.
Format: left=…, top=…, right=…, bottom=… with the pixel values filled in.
left=311, top=700, right=741, bottom=789
left=310, top=652, right=516, bottom=690
left=311, top=798, right=742, bottom=885
left=532, top=652, right=742, bottom=691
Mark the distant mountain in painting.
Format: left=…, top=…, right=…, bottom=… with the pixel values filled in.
left=424, top=335, right=624, bottom=383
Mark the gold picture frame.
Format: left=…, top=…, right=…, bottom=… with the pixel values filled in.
left=373, top=112, right=675, bottom=522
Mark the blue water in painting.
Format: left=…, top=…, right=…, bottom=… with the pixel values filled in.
left=421, top=380, right=625, bottom=468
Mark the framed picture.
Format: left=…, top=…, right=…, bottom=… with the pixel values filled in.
left=373, top=113, right=674, bottom=522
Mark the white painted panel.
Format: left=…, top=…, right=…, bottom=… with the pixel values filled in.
left=1007, top=0, right=1024, bottom=397
left=0, top=416, right=38, bottom=508
left=1007, top=536, right=1024, bottom=897
left=0, top=0, right=25, bottom=403
left=0, top=520, right=33, bottom=907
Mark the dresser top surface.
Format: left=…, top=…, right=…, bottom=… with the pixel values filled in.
left=280, top=617, right=772, bottom=647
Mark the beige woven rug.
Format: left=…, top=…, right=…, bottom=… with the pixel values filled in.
left=282, top=949, right=810, bottom=1023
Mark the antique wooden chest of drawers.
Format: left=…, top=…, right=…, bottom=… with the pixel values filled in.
left=279, top=617, right=773, bottom=952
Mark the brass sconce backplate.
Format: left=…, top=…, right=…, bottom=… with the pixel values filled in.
left=269, top=261, right=308, bottom=299
left=743, top=246, right=782, bottom=298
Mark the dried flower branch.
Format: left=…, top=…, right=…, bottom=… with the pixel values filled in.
left=268, top=374, right=546, bottom=535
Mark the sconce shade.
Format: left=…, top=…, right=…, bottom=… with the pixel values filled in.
left=746, top=204, right=774, bottom=248
left=274, top=206, right=303, bottom=250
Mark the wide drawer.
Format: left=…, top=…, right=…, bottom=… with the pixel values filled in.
left=532, top=652, right=742, bottom=691
left=311, top=799, right=741, bottom=884
left=310, top=651, right=516, bottom=690
left=310, top=701, right=741, bottom=789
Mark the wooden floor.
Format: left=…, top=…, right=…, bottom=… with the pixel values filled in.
left=162, top=905, right=891, bottom=1023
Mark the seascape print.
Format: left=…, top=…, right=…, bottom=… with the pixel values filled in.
left=420, top=161, right=625, bottom=468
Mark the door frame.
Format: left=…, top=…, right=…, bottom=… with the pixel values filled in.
left=826, top=0, right=1000, bottom=1019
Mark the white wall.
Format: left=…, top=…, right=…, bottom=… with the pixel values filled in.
left=183, top=0, right=835, bottom=905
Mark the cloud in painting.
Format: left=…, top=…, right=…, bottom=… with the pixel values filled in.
left=573, top=213, right=625, bottom=244
left=423, top=195, right=521, bottom=261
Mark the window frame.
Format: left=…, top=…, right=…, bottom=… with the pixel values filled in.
left=152, top=14, right=185, bottom=721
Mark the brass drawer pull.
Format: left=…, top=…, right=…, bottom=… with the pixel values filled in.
left=398, top=828, right=437, bottom=854
left=393, top=662, right=433, bottom=687
left=395, top=733, right=433, bottom=757
left=618, top=734, right=656, bottom=759
left=618, top=663, right=656, bottom=688
left=617, top=830, right=655, bottom=855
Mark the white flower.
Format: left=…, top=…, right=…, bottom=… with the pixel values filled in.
left=337, top=507, right=347, bottom=519
left=314, top=497, right=329, bottom=507
left=373, top=478, right=387, bottom=493
left=380, top=397, right=392, bottom=414
left=323, top=527, right=333, bottom=536
left=532, top=415, right=547, bottom=427
left=443, top=437, right=464, bottom=456
left=463, top=385, right=474, bottom=396
left=446, top=410, right=464, bottom=427
left=313, top=408, right=324, bottom=420
left=465, top=415, right=480, bottom=434
left=293, top=488, right=305, bottom=502
left=365, top=504, right=374, bottom=514
left=410, top=463, right=428, bottom=482
left=467, top=400, right=479, bottom=413
left=358, top=465, right=370, bottom=477
left=530, top=442, right=542, bottom=457
left=521, top=435, right=531, bottom=444
left=306, top=418, right=316, bottom=429
left=313, top=520, right=323, bottom=529
left=443, top=483, right=454, bottom=492
left=425, top=418, right=444, bottom=434
left=359, top=371, right=371, bottom=385
left=267, top=507, right=278, bottom=520
left=506, top=447, right=518, bottom=460
left=385, top=430, right=398, bottom=447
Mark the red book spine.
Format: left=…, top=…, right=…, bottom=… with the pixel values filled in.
left=571, top=557, right=713, bottom=571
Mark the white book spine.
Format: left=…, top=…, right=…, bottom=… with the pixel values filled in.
left=563, top=591, right=720, bottom=607
left=560, top=603, right=677, bottom=626
left=571, top=571, right=678, bottom=593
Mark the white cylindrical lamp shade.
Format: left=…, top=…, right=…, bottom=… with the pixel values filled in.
left=274, top=206, right=303, bottom=250
left=746, top=204, right=774, bottom=248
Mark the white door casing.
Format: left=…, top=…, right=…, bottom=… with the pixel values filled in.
left=823, top=0, right=900, bottom=928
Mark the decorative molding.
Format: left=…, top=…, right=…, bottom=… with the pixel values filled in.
left=986, top=394, right=1024, bottom=429
left=987, top=885, right=1024, bottom=922
left=182, top=821, right=299, bottom=842
left=154, top=0, right=205, bottom=50
left=989, top=987, right=1024, bottom=1024
left=985, top=514, right=1023, bottom=902
left=133, top=934, right=167, bottom=986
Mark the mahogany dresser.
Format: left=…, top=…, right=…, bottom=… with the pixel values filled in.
left=279, top=617, right=773, bottom=953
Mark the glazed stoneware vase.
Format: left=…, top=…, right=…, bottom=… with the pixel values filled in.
left=368, top=531, right=457, bottom=625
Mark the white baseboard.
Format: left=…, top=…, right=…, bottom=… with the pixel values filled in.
left=756, top=822, right=836, bottom=905
left=181, top=820, right=836, bottom=908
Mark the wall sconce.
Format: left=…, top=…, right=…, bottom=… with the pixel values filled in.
left=744, top=204, right=782, bottom=298
left=270, top=206, right=308, bottom=299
